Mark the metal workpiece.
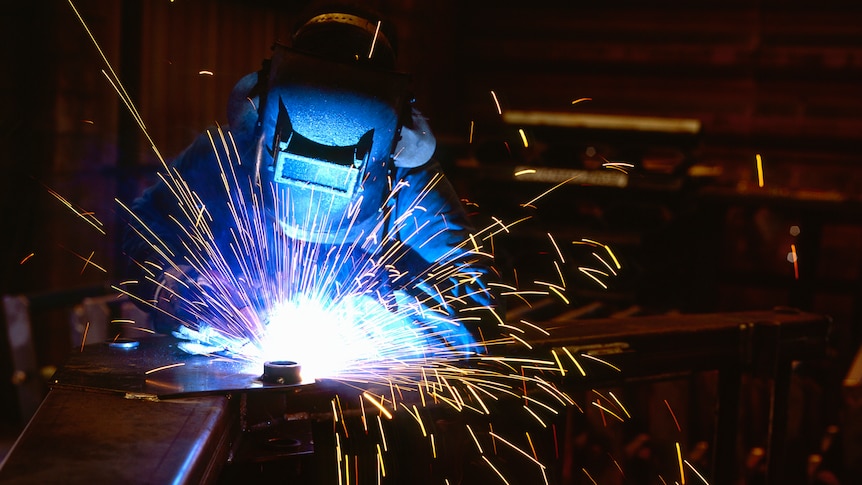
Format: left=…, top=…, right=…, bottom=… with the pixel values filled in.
left=50, top=336, right=307, bottom=399
left=0, top=388, right=237, bottom=485
left=261, top=360, right=302, bottom=385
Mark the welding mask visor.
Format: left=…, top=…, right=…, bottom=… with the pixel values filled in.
left=257, top=46, right=410, bottom=244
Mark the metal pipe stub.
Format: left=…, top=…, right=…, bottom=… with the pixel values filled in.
left=261, top=360, right=302, bottom=385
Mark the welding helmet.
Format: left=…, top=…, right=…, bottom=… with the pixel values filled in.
left=231, top=4, right=413, bottom=245
left=251, top=45, right=409, bottom=245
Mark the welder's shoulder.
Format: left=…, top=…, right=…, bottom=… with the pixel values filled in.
left=171, top=125, right=240, bottom=171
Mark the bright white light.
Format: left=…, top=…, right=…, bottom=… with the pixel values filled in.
left=256, top=292, right=433, bottom=381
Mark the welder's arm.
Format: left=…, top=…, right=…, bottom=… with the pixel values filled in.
left=391, top=161, right=502, bottom=345
left=121, top=129, right=237, bottom=333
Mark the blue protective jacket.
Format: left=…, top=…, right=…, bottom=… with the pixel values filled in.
left=122, top=125, right=498, bottom=349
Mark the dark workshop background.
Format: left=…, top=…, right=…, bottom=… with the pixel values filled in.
left=2, top=0, right=862, bottom=480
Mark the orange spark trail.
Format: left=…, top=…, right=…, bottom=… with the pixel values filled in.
left=145, top=363, right=185, bottom=375
left=756, top=153, right=764, bottom=187
left=665, top=399, right=682, bottom=432
left=791, top=244, right=799, bottom=280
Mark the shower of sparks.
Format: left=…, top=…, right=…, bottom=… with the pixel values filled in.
left=756, top=153, right=764, bottom=187
left=64, top=3, right=717, bottom=482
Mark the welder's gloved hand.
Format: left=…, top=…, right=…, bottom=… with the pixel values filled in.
left=152, top=264, right=200, bottom=335
left=393, top=290, right=481, bottom=357
left=333, top=250, right=398, bottom=313
left=173, top=323, right=255, bottom=356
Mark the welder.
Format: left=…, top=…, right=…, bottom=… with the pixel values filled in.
left=122, top=3, right=499, bottom=355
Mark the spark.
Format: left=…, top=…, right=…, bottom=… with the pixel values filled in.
left=466, top=424, right=483, bottom=453
left=603, top=161, right=634, bottom=174
left=665, top=399, right=682, bottom=432
left=376, top=415, right=388, bottom=451
left=363, top=392, right=393, bottom=420
left=519, top=319, right=550, bottom=336
left=609, top=391, right=631, bottom=418
left=756, top=153, right=764, bottom=187
left=490, top=90, right=502, bottom=115
left=488, top=431, right=546, bottom=469
left=579, top=267, right=609, bottom=289
left=571, top=97, right=592, bottom=105
left=468, top=120, right=475, bottom=144
left=514, top=168, right=537, bottom=177
left=523, top=176, right=580, bottom=207
left=19, top=253, right=35, bottom=265
left=518, top=128, right=529, bottom=148
left=45, top=185, right=106, bottom=234
left=548, top=233, right=565, bottom=263
left=62, top=247, right=107, bottom=274
left=509, top=332, right=533, bottom=349
left=522, top=404, right=547, bottom=427
left=676, top=441, right=686, bottom=484
left=592, top=252, right=618, bottom=276
left=80, top=321, right=90, bottom=352
left=144, top=362, right=185, bottom=375
left=610, top=454, right=625, bottom=477
left=198, top=70, right=214, bottom=76
left=368, top=20, right=382, bottom=59
left=580, top=353, right=621, bottom=372
left=551, top=349, right=566, bottom=376
left=561, top=347, right=587, bottom=376
left=582, top=468, right=598, bottom=485
left=684, top=459, right=710, bottom=484
left=791, top=244, right=799, bottom=279
left=553, top=261, right=566, bottom=288
left=376, top=443, right=386, bottom=477
left=591, top=400, right=625, bottom=423
left=481, top=455, right=510, bottom=484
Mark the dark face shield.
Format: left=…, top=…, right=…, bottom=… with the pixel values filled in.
left=257, top=47, right=410, bottom=244
left=270, top=97, right=374, bottom=200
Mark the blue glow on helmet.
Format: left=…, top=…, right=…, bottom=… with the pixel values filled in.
left=257, top=47, right=409, bottom=244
